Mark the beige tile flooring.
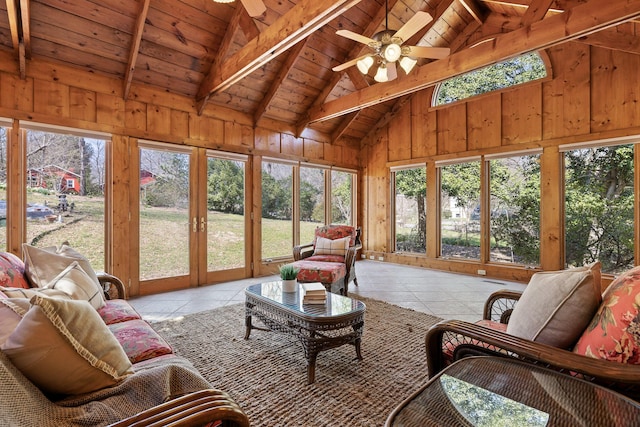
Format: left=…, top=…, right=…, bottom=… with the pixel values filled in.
left=128, top=260, right=527, bottom=323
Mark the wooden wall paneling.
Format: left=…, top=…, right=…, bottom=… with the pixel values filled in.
left=170, top=109, right=190, bottom=140
left=467, top=93, right=501, bottom=151
left=387, top=102, right=412, bottom=162
left=410, top=91, right=437, bottom=158
left=323, top=141, right=341, bottom=164
left=224, top=121, right=254, bottom=150
left=189, top=114, right=224, bottom=143
left=501, top=84, right=543, bottom=146
left=591, top=47, right=640, bottom=132
left=303, top=138, right=323, bottom=159
left=539, top=145, right=563, bottom=271
left=69, top=87, right=97, bottom=123
left=33, top=80, right=69, bottom=117
left=0, top=73, right=34, bottom=112
left=425, top=161, right=439, bottom=259
left=437, top=103, right=467, bottom=154
left=254, top=127, right=280, bottom=152
left=281, top=132, right=303, bottom=157
left=543, top=43, right=590, bottom=139
left=370, top=131, right=389, bottom=253
left=146, top=104, right=172, bottom=136
left=343, top=145, right=359, bottom=168
left=6, top=121, right=25, bottom=255
left=125, top=100, right=147, bottom=131
left=96, top=93, right=125, bottom=127
left=108, top=134, right=134, bottom=295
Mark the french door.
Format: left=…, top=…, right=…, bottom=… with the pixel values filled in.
left=137, top=142, right=250, bottom=294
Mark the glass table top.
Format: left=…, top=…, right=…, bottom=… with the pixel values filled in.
left=245, top=281, right=365, bottom=317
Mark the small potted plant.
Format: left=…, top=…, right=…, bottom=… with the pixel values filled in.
left=279, top=264, right=299, bottom=292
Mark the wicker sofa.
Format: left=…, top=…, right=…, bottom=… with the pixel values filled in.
left=426, top=262, right=640, bottom=401
left=0, top=248, right=249, bottom=427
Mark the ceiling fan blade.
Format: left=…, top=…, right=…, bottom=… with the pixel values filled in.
left=336, top=30, right=379, bottom=47
left=387, top=62, right=398, bottom=81
left=332, top=54, right=372, bottom=72
left=405, top=46, right=451, bottom=59
left=393, top=11, right=433, bottom=43
left=239, top=0, right=266, bottom=17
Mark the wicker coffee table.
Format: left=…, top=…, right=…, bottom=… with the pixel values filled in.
left=244, top=281, right=366, bottom=384
left=386, top=356, right=640, bottom=426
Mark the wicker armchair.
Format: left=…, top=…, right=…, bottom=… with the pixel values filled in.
left=425, top=289, right=640, bottom=400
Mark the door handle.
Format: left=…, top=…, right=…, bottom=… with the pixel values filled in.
left=200, top=217, right=206, bottom=232
left=192, top=217, right=197, bottom=233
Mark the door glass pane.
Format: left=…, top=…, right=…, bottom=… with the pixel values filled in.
left=207, top=157, right=245, bottom=271
left=331, top=170, right=353, bottom=225
left=0, top=127, right=6, bottom=249
left=139, top=147, right=190, bottom=279
left=300, top=166, right=324, bottom=244
left=395, top=167, right=426, bottom=253
left=565, top=145, right=634, bottom=274
left=25, top=130, right=106, bottom=270
left=489, top=155, right=540, bottom=266
left=440, top=162, right=481, bottom=259
left=261, top=161, right=292, bottom=260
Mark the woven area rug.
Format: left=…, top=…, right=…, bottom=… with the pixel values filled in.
left=152, top=297, right=443, bottom=426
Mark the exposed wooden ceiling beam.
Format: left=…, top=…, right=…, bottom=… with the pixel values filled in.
left=238, top=6, right=260, bottom=40
left=520, top=0, right=554, bottom=27
left=332, top=111, right=360, bottom=142
left=254, top=39, right=309, bottom=125
left=18, top=0, right=29, bottom=57
left=5, top=0, right=19, bottom=54
left=459, top=0, right=486, bottom=25
left=574, top=27, right=640, bottom=55
left=5, top=0, right=27, bottom=78
left=196, top=0, right=363, bottom=115
left=307, top=0, right=640, bottom=124
left=123, top=0, right=151, bottom=99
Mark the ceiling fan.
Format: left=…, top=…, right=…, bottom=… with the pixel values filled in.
left=332, top=4, right=450, bottom=82
left=213, top=0, right=266, bottom=18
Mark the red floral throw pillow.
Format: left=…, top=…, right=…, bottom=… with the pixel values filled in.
left=573, top=265, right=640, bottom=364
left=0, top=252, right=29, bottom=289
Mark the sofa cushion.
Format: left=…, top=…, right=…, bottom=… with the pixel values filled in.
left=573, top=265, right=640, bottom=364
left=506, top=262, right=601, bottom=348
left=313, top=236, right=350, bottom=257
left=292, top=260, right=346, bottom=285
left=98, top=299, right=143, bottom=325
left=22, top=243, right=105, bottom=309
left=43, top=261, right=104, bottom=310
left=442, top=319, right=508, bottom=364
left=108, top=319, right=173, bottom=364
left=0, top=252, right=29, bottom=289
left=0, top=286, right=72, bottom=300
left=0, top=299, right=29, bottom=345
left=1, top=295, right=133, bottom=395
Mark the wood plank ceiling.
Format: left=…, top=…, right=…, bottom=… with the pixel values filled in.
left=1, top=0, right=640, bottom=147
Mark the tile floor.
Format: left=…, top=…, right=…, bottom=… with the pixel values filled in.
left=128, top=260, right=527, bottom=323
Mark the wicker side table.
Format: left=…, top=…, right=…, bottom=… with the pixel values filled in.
left=386, top=356, right=640, bottom=426
left=244, top=281, right=366, bottom=384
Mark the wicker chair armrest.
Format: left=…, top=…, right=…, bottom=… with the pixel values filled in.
left=97, top=272, right=126, bottom=300
left=482, top=289, right=523, bottom=322
left=293, top=243, right=314, bottom=261
left=108, top=389, right=250, bottom=427
left=425, top=319, right=640, bottom=398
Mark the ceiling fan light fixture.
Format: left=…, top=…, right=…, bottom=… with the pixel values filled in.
left=399, top=56, right=417, bottom=74
left=374, top=63, right=389, bottom=83
left=213, top=0, right=235, bottom=3
left=357, top=56, right=374, bottom=74
left=382, top=43, right=402, bottom=63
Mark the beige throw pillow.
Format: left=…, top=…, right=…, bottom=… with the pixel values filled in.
left=313, top=236, right=350, bottom=257
left=1, top=295, right=133, bottom=396
left=0, top=299, right=29, bottom=346
left=0, top=286, right=72, bottom=300
left=22, top=243, right=105, bottom=309
left=44, top=261, right=104, bottom=310
left=506, top=262, right=602, bottom=349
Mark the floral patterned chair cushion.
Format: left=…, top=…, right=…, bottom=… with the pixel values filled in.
left=293, top=260, right=346, bottom=286
left=98, top=299, right=143, bottom=325
left=108, top=319, right=173, bottom=364
left=0, top=253, right=29, bottom=290
left=573, top=265, right=640, bottom=364
left=442, top=319, right=508, bottom=364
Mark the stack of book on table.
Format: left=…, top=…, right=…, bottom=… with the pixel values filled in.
left=301, top=282, right=326, bottom=304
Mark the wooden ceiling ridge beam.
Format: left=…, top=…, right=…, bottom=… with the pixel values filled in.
left=123, top=0, right=151, bottom=99
left=307, top=0, right=640, bottom=124
left=253, top=38, right=310, bottom=125
left=196, top=0, right=363, bottom=115
left=574, top=27, right=640, bottom=55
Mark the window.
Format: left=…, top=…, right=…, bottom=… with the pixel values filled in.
left=331, top=170, right=355, bottom=225
left=300, top=165, right=325, bottom=245
left=24, top=127, right=108, bottom=270
left=433, top=52, right=547, bottom=106
left=261, top=160, right=293, bottom=260
left=393, top=166, right=426, bottom=253
left=488, top=153, right=541, bottom=266
left=439, top=160, right=481, bottom=259
left=0, top=125, right=7, bottom=249
left=564, top=143, right=635, bottom=274
left=66, top=179, right=75, bottom=190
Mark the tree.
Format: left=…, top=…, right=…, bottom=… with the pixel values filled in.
left=441, top=162, right=481, bottom=245
left=395, top=168, right=426, bottom=251
left=261, top=170, right=291, bottom=220
left=142, top=151, right=189, bottom=208
left=207, top=159, right=244, bottom=214
left=331, top=171, right=352, bottom=224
